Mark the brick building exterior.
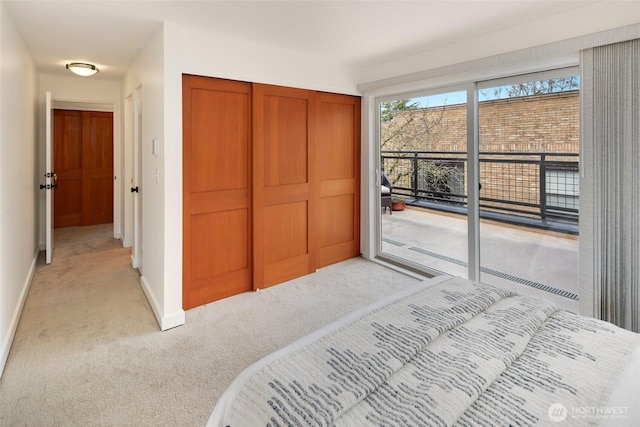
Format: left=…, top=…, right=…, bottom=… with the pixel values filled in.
left=382, top=91, right=579, bottom=221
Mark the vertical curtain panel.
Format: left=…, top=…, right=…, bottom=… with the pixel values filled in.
left=581, top=39, right=640, bottom=332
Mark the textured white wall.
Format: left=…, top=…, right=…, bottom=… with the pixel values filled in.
left=0, top=1, right=37, bottom=378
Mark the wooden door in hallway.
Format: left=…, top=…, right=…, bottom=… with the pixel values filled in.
left=53, top=110, right=113, bottom=228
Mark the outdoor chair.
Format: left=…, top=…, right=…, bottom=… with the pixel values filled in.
left=381, top=172, right=393, bottom=214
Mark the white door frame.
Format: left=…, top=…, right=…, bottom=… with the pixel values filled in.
left=44, top=91, right=54, bottom=264
left=131, top=86, right=142, bottom=270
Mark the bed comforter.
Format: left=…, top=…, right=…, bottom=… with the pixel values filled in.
left=209, top=276, right=640, bottom=426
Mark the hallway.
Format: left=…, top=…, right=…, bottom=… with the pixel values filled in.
left=0, top=224, right=159, bottom=425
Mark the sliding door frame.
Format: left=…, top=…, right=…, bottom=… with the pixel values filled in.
left=372, top=83, right=477, bottom=278
left=367, top=66, right=581, bottom=282
left=466, top=83, right=480, bottom=281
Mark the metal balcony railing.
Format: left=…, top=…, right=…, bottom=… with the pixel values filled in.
left=381, top=150, right=579, bottom=233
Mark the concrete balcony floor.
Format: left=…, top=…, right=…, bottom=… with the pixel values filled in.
left=381, top=206, right=580, bottom=313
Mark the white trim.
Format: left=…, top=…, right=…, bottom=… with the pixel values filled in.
left=359, top=53, right=578, bottom=98
left=140, top=275, right=185, bottom=331
left=159, top=310, right=186, bottom=331
left=0, top=251, right=39, bottom=379
left=466, top=83, right=480, bottom=281
left=358, top=24, right=640, bottom=94
left=359, top=95, right=376, bottom=261
left=52, top=100, right=114, bottom=112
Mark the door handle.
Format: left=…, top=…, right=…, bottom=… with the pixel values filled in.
left=131, top=187, right=139, bottom=193
left=40, top=172, right=58, bottom=190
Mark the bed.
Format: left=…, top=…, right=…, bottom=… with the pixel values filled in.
left=208, top=275, right=640, bottom=426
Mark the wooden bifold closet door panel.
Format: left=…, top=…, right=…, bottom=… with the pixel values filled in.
left=182, top=76, right=253, bottom=309
left=183, top=75, right=360, bottom=309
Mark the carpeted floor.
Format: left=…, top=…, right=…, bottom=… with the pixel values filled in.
left=0, top=224, right=422, bottom=426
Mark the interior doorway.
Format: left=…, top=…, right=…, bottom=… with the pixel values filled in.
left=53, top=109, right=114, bottom=228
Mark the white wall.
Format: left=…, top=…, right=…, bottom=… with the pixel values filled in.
left=180, top=25, right=358, bottom=95
left=0, top=1, right=38, bottom=378
left=356, top=2, right=640, bottom=85
left=36, top=74, right=123, bottom=246
left=123, top=24, right=185, bottom=331
left=162, top=23, right=185, bottom=328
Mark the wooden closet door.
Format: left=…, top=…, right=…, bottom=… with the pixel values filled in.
left=316, top=93, right=361, bottom=266
left=53, top=110, right=113, bottom=228
left=253, top=84, right=317, bottom=289
left=82, top=111, right=114, bottom=225
left=53, top=110, right=83, bottom=228
left=183, top=75, right=253, bottom=309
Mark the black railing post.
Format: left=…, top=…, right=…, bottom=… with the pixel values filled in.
left=413, top=152, right=419, bottom=199
left=381, top=150, right=578, bottom=227
left=540, top=154, right=547, bottom=221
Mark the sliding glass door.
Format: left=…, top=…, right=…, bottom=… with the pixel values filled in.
left=377, top=69, right=580, bottom=311
left=477, top=70, right=580, bottom=310
left=379, top=90, right=469, bottom=277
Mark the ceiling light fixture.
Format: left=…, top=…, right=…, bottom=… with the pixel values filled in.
left=66, top=62, right=99, bottom=77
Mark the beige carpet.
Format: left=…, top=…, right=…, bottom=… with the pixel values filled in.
left=0, top=224, right=422, bottom=426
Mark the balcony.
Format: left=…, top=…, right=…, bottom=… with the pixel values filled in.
left=381, top=150, right=579, bottom=312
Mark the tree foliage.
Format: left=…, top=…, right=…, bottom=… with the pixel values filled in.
left=481, top=76, right=579, bottom=99
left=380, top=99, right=419, bottom=123
left=380, top=100, right=447, bottom=151
left=380, top=99, right=459, bottom=198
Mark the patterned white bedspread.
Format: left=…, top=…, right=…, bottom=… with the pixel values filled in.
left=208, top=276, right=640, bottom=426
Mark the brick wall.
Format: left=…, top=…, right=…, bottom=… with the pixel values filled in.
left=382, top=91, right=579, bottom=217
left=383, top=90, right=579, bottom=152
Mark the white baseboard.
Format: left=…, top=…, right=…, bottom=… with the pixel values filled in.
left=0, top=251, right=39, bottom=379
left=140, top=275, right=185, bottom=331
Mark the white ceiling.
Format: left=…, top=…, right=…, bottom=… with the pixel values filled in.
left=3, top=0, right=599, bottom=81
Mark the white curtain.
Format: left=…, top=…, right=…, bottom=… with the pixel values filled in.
left=581, top=39, right=640, bottom=332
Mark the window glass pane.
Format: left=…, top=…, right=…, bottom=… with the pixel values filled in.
left=478, top=74, right=580, bottom=311
left=379, top=91, right=468, bottom=277
left=375, top=69, right=579, bottom=313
